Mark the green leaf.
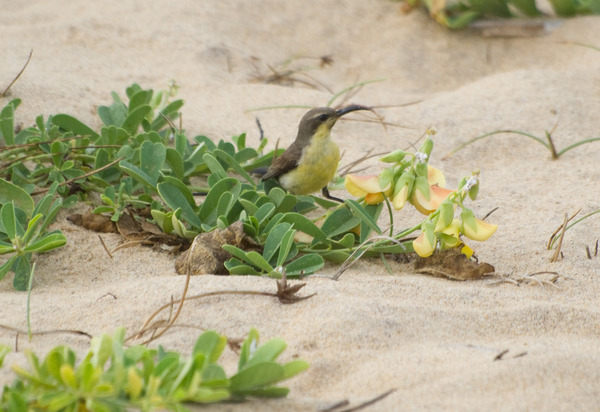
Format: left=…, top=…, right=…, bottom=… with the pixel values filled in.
left=151, top=100, right=184, bottom=131
left=23, top=231, right=67, bottom=253
left=277, top=196, right=299, bottom=215
left=0, top=344, right=9, bottom=368
left=344, top=199, right=382, bottom=236
left=165, top=148, right=185, bottom=181
left=0, top=240, right=15, bottom=255
left=253, top=203, right=276, bottom=226
left=122, top=105, right=152, bottom=135
left=320, top=250, right=351, bottom=263
left=140, top=140, right=167, bottom=183
left=128, top=89, right=151, bottom=112
left=225, top=262, right=262, bottom=276
left=193, top=331, right=227, bottom=363
left=368, top=241, right=412, bottom=254
left=276, top=228, right=296, bottom=268
left=245, top=338, right=287, bottom=368
left=466, top=0, right=512, bottom=16
left=245, top=251, right=274, bottom=273
left=194, top=135, right=217, bottom=151
left=41, top=393, right=79, bottom=410
left=98, top=92, right=128, bottom=126
left=232, top=133, right=246, bottom=150
left=441, top=10, right=480, bottom=29
left=12, top=255, right=32, bottom=291
left=509, top=0, right=541, bottom=15
left=263, top=222, right=292, bottom=263
left=311, top=195, right=340, bottom=209
left=321, top=207, right=361, bottom=238
left=1, top=202, right=17, bottom=239
left=547, top=0, right=577, bottom=15
left=198, top=178, right=241, bottom=225
left=202, top=153, right=228, bottom=180
left=267, top=187, right=286, bottom=205
left=334, top=232, right=355, bottom=249
left=119, top=160, right=158, bottom=190
left=22, top=213, right=43, bottom=245
left=214, top=149, right=256, bottom=185
left=238, top=386, right=290, bottom=398
left=170, top=210, right=198, bottom=239
left=230, top=362, right=284, bottom=393
left=90, top=333, right=114, bottom=369
left=222, top=244, right=252, bottom=264
left=0, top=100, right=19, bottom=146
left=0, top=178, right=35, bottom=218
left=282, top=360, right=310, bottom=380
left=216, top=191, right=235, bottom=218
left=280, top=213, right=327, bottom=242
left=284, top=254, right=324, bottom=276
left=52, top=114, right=100, bottom=139
left=0, top=256, right=17, bottom=281
left=239, top=198, right=259, bottom=215
left=359, top=203, right=383, bottom=243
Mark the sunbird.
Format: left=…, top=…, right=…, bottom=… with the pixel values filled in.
left=262, top=105, right=369, bottom=201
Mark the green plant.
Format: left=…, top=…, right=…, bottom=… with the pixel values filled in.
left=342, top=130, right=497, bottom=260
left=1, top=83, right=498, bottom=286
left=0, top=181, right=66, bottom=291
left=444, top=128, right=600, bottom=160
left=0, top=328, right=308, bottom=411
left=403, top=0, right=600, bottom=29
left=546, top=209, right=600, bottom=262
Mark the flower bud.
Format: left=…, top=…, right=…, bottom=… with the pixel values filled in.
left=378, top=168, right=395, bottom=191
left=413, top=224, right=437, bottom=257
left=392, top=172, right=415, bottom=210
left=379, top=149, right=408, bottom=163
left=419, top=137, right=434, bottom=158
left=434, top=201, right=454, bottom=232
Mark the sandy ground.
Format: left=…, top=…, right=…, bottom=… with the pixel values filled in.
left=1, top=1, right=600, bottom=411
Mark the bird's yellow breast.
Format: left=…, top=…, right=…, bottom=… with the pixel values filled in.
left=278, top=125, right=340, bottom=195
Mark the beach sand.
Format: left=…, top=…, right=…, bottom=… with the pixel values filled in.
left=1, top=1, right=599, bottom=410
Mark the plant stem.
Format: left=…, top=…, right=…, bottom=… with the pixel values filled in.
left=556, top=137, right=600, bottom=157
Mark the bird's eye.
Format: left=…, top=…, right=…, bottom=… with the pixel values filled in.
left=318, top=114, right=328, bottom=121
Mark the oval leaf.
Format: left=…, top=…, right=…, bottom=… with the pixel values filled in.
left=0, top=178, right=34, bottom=218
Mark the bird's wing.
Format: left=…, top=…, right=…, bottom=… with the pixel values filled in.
left=261, top=142, right=302, bottom=181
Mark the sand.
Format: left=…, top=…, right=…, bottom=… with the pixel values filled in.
left=1, top=1, right=599, bottom=411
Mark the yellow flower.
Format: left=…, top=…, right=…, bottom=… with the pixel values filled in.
left=392, top=172, right=414, bottom=210
left=427, top=165, right=446, bottom=188
left=392, top=184, right=410, bottom=209
left=461, top=244, right=474, bottom=259
left=438, top=219, right=461, bottom=249
left=462, top=218, right=498, bottom=241
left=344, top=174, right=392, bottom=205
left=410, top=165, right=453, bottom=215
left=413, top=231, right=436, bottom=257
left=411, top=184, right=454, bottom=215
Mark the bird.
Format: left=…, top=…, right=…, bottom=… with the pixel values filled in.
left=261, top=105, right=369, bottom=201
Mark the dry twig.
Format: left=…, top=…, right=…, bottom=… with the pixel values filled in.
left=0, top=49, right=33, bottom=99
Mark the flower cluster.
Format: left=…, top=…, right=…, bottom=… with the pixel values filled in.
left=344, top=132, right=497, bottom=257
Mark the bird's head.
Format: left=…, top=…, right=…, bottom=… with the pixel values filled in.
left=296, top=105, right=370, bottom=144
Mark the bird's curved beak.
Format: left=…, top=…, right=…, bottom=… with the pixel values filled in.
left=335, top=104, right=371, bottom=117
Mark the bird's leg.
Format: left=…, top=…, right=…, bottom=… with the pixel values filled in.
left=321, top=187, right=344, bottom=203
